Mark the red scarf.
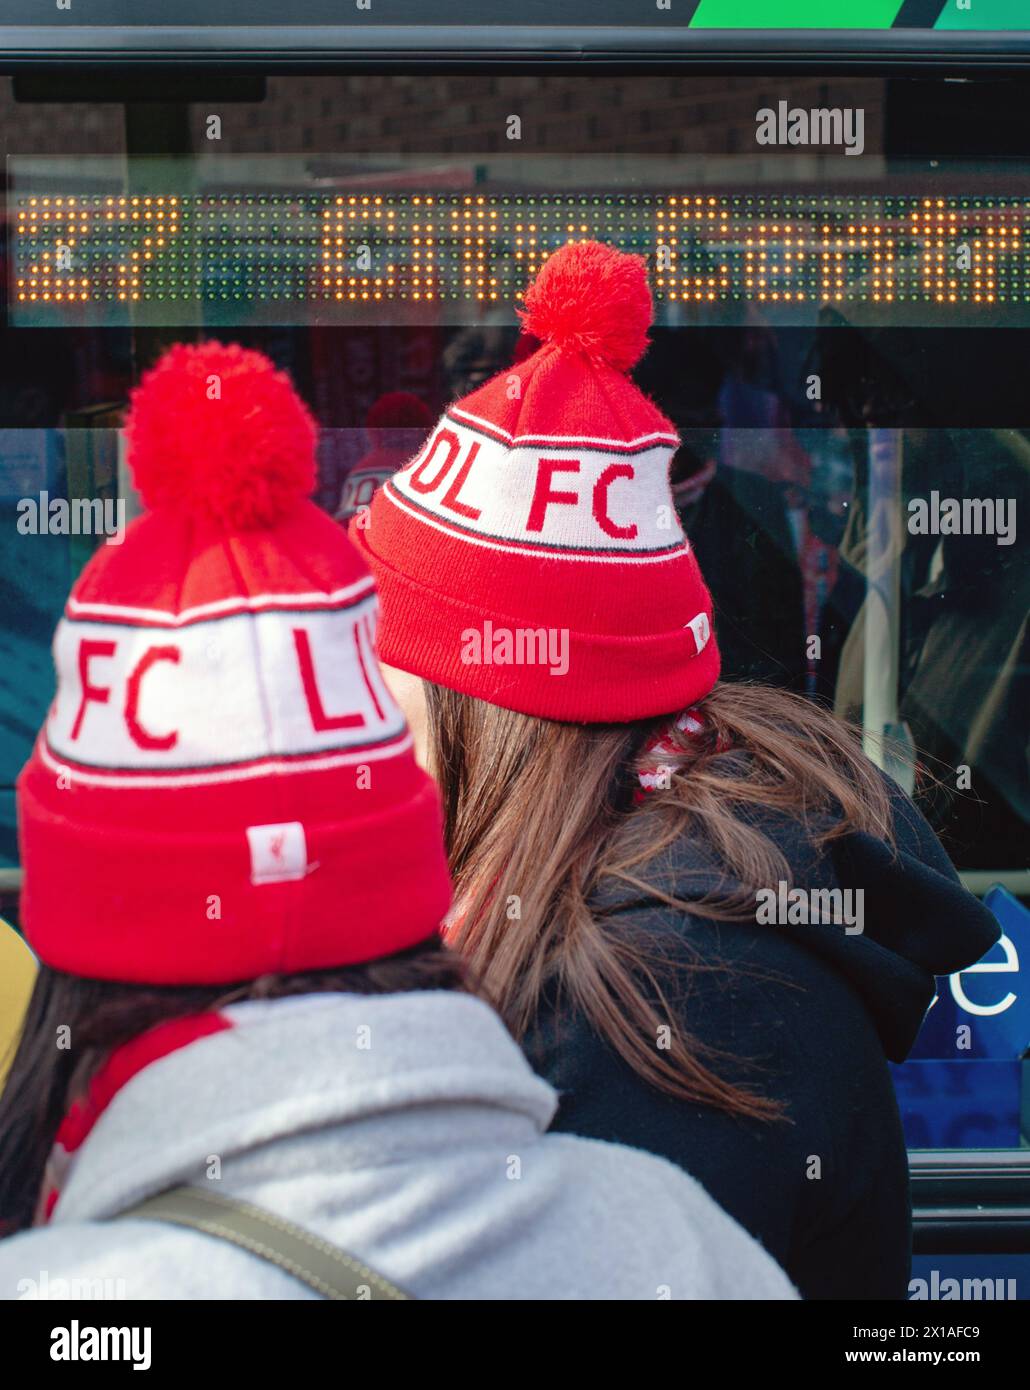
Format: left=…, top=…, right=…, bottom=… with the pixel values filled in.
left=636, top=707, right=708, bottom=800
left=37, top=1012, right=231, bottom=1226
left=445, top=708, right=719, bottom=941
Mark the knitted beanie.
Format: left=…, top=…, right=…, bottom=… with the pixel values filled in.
left=17, top=342, right=452, bottom=984
left=350, top=240, right=720, bottom=723
left=336, top=392, right=433, bottom=522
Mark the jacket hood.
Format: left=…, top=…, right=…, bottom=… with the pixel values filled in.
left=822, top=787, right=1001, bottom=1059
left=601, top=773, right=1000, bottom=1063
left=804, top=783, right=1000, bottom=1060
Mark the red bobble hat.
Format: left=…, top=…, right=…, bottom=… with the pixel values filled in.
left=336, top=392, right=433, bottom=522
left=17, top=342, right=452, bottom=985
left=350, top=240, right=721, bottom=723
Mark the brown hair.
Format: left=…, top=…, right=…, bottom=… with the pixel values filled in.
left=426, top=679, right=894, bottom=1122
left=0, top=936, right=468, bottom=1236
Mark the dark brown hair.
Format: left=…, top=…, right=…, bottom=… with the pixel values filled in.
left=0, top=936, right=468, bottom=1236
left=425, top=679, right=894, bottom=1123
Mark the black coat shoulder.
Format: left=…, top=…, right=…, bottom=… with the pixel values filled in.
left=523, top=778, right=999, bottom=1300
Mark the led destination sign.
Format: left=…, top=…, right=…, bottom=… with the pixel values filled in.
left=11, top=186, right=1030, bottom=328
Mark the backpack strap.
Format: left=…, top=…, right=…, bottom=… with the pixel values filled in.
left=114, top=1184, right=412, bottom=1301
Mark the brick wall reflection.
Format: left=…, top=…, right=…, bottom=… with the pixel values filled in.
left=0, top=74, right=885, bottom=158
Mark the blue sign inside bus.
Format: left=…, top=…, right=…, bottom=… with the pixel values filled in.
left=892, top=886, right=1029, bottom=1148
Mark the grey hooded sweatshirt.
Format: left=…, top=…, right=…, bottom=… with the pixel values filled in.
left=0, top=992, right=795, bottom=1301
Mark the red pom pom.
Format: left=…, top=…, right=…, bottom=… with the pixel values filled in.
left=519, top=240, right=653, bottom=372
left=124, top=342, right=317, bottom=529
left=366, top=391, right=433, bottom=431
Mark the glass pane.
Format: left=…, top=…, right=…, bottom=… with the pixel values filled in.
left=0, top=71, right=1026, bottom=1162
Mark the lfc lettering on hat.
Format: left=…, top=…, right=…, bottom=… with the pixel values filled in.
left=47, top=599, right=404, bottom=777
left=408, top=427, right=482, bottom=520
left=527, top=459, right=637, bottom=540
left=391, top=416, right=685, bottom=557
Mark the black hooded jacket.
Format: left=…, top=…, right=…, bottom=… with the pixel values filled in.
left=523, top=777, right=1000, bottom=1301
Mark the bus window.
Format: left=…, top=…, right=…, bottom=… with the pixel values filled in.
left=0, top=42, right=1026, bottom=1272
